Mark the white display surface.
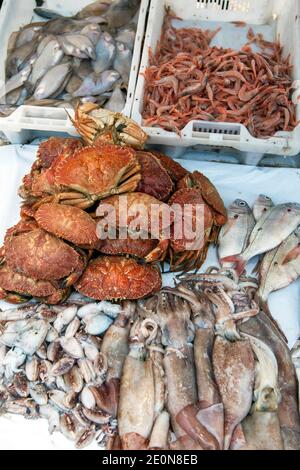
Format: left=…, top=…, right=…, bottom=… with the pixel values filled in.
left=0, top=144, right=299, bottom=449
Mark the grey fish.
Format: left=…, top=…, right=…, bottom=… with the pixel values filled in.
left=15, top=26, right=42, bottom=48
left=59, top=34, right=96, bottom=60
left=113, top=42, right=132, bottom=84
left=92, top=32, right=116, bottom=74
left=72, top=69, right=120, bottom=96
left=115, top=25, right=136, bottom=50
left=75, top=1, right=112, bottom=19
left=36, top=35, right=57, bottom=56
left=80, top=24, right=101, bottom=45
left=104, top=85, right=125, bottom=111
left=66, top=74, right=83, bottom=94
left=30, top=40, right=64, bottom=86
left=34, top=63, right=72, bottom=100
left=106, top=0, right=140, bottom=29
left=33, top=8, right=71, bottom=20
left=0, top=64, right=31, bottom=101
left=253, top=195, right=274, bottom=222
left=222, top=203, right=300, bottom=275
left=218, top=199, right=255, bottom=266
left=73, top=60, right=94, bottom=80
left=6, top=39, right=37, bottom=77
left=256, top=225, right=300, bottom=304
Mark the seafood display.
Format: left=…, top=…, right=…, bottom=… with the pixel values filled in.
left=1, top=268, right=299, bottom=450
left=1, top=1, right=142, bottom=114
left=0, top=112, right=227, bottom=304
left=219, top=196, right=300, bottom=316
left=142, top=9, right=296, bottom=138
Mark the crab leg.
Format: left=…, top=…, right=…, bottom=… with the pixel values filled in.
left=118, top=318, right=157, bottom=450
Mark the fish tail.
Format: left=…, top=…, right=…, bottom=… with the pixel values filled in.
left=220, top=255, right=245, bottom=276
left=255, top=295, right=288, bottom=344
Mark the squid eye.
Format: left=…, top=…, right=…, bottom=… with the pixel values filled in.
left=239, top=201, right=246, bottom=206
left=264, top=196, right=271, bottom=201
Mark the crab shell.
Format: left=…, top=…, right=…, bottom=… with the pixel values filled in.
left=96, top=192, right=173, bottom=239
left=35, top=203, right=100, bottom=248
left=75, top=256, right=162, bottom=301
left=177, top=171, right=227, bottom=227
left=151, top=151, right=189, bottom=183
left=167, top=188, right=215, bottom=272
left=19, top=137, right=83, bottom=199
left=70, top=104, right=148, bottom=149
left=4, top=220, right=86, bottom=284
left=99, top=237, right=158, bottom=259
left=136, top=151, right=174, bottom=201
left=36, top=137, right=83, bottom=170
left=0, top=264, right=69, bottom=305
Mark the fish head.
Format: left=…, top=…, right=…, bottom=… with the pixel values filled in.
left=228, top=199, right=251, bottom=216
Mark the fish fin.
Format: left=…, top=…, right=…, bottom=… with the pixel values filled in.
left=220, top=255, right=245, bottom=276
left=256, top=296, right=288, bottom=344
left=252, top=257, right=262, bottom=275
left=282, top=245, right=300, bottom=265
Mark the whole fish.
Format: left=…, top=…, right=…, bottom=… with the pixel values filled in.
left=6, top=39, right=37, bottom=77
left=59, top=34, right=96, bottom=60
left=256, top=225, right=300, bottom=305
left=106, top=0, right=140, bottom=29
left=104, top=85, right=126, bottom=111
left=218, top=199, right=255, bottom=267
left=113, top=42, right=132, bottom=84
left=221, top=203, right=300, bottom=275
left=72, top=70, right=120, bottom=96
left=30, top=40, right=64, bottom=86
left=34, top=63, right=72, bottom=100
left=93, top=32, right=116, bottom=74
left=253, top=195, right=274, bottom=222
left=0, top=64, right=31, bottom=101
left=15, top=26, right=42, bottom=48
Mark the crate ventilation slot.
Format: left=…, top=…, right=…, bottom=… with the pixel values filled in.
left=197, top=0, right=250, bottom=13
left=193, top=122, right=241, bottom=136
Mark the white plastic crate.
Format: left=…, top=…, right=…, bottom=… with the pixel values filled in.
left=0, top=0, right=149, bottom=144
left=132, top=0, right=300, bottom=156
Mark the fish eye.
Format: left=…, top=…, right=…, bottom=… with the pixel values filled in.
left=239, top=201, right=246, bottom=206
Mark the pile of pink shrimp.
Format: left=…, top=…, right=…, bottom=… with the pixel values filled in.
left=142, top=10, right=297, bottom=138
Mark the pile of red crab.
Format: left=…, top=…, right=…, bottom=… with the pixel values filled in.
left=0, top=107, right=227, bottom=305
left=142, top=10, right=297, bottom=138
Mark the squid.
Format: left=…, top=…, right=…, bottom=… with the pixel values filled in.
left=118, top=317, right=157, bottom=450
left=152, top=291, right=219, bottom=450
left=239, top=311, right=300, bottom=450
left=91, top=301, right=135, bottom=418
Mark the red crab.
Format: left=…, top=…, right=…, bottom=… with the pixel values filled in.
left=135, top=151, right=173, bottom=201
left=75, top=256, right=162, bottom=301
left=35, top=203, right=100, bottom=248
left=20, top=145, right=141, bottom=210
left=20, top=137, right=83, bottom=199
left=0, top=264, right=70, bottom=304
left=151, top=151, right=189, bottom=183
left=2, top=219, right=87, bottom=287
left=96, top=192, right=173, bottom=262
